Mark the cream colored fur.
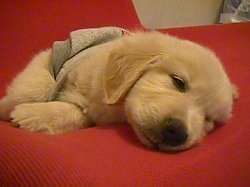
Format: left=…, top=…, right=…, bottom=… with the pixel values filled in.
left=0, top=31, right=236, bottom=151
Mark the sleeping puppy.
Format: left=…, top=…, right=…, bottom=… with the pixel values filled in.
left=0, top=31, right=237, bottom=151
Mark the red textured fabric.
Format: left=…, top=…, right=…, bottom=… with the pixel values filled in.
left=0, top=0, right=141, bottom=95
left=1, top=1, right=250, bottom=186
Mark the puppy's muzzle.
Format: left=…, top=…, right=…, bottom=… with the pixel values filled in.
left=161, top=118, right=188, bottom=146
left=143, top=118, right=188, bottom=149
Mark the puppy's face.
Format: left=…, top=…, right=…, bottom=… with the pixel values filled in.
left=104, top=32, right=235, bottom=151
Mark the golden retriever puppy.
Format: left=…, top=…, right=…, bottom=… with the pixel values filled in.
left=0, top=31, right=236, bottom=151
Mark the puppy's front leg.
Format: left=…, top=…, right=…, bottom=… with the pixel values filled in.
left=10, top=101, right=91, bottom=134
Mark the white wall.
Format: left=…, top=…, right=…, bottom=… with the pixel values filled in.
left=132, top=0, right=224, bottom=29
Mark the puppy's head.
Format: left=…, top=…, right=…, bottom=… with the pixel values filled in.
left=103, top=32, right=236, bottom=151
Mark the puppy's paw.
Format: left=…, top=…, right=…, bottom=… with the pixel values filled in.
left=10, top=102, right=85, bottom=134
left=232, top=84, right=239, bottom=100
left=205, top=120, right=215, bottom=133
left=10, top=103, right=54, bottom=133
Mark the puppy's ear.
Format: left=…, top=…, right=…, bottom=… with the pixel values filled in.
left=103, top=48, right=159, bottom=104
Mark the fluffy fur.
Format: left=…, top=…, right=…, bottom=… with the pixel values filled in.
left=0, top=31, right=236, bottom=151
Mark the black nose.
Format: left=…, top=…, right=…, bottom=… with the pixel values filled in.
left=162, top=118, right=188, bottom=146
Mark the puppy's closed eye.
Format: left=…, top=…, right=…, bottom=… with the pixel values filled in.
left=170, top=74, right=188, bottom=92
